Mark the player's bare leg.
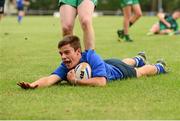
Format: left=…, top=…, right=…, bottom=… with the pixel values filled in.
left=59, top=5, right=77, bottom=36
left=78, top=0, right=95, bottom=50
left=129, top=4, right=142, bottom=25
left=122, top=6, right=133, bottom=42
left=160, top=29, right=173, bottom=35
left=122, top=52, right=146, bottom=67
left=136, top=60, right=166, bottom=78
left=147, top=23, right=160, bottom=35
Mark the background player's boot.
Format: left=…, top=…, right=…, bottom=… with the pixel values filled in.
left=174, top=31, right=180, bottom=35
left=168, top=31, right=180, bottom=36
left=124, top=34, right=133, bottom=42
left=146, top=31, right=154, bottom=36
left=117, top=29, right=124, bottom=40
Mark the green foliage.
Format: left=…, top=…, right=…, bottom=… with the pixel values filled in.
left=163, top=0, right=180, bottom=12
left=97, top=0, right=180, bottom=12
left=139, top=0, right=152, bottom=11
left=28, top=0, right=179, bottom=12
left=30, top=0, right=58, bottom=10
left=0, top=16, right=180, bottom=119
left=96, top=0, right=120, bottom=10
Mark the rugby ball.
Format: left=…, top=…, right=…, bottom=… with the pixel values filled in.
left=75, top=62, right=92, bottom=80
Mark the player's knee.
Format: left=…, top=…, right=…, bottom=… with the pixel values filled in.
left=80, top=17, right=92, bottom=29
left=62, top=24, right=73, bottom=35
left=136, top=12, right=142, bottom=18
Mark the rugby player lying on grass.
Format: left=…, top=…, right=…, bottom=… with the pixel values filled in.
left=17, top=35, right=166, bottom=89
left=147, top=10, right=180, bottom=35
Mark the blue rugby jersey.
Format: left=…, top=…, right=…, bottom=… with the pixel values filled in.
left=52, top=49, right=124, bottom=81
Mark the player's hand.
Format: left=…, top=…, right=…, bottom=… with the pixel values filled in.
left=67, top=69, right=77, bottom=85
left=17, top=82, right=38, bottom=89
left=166, top=23, right=171, bottom=28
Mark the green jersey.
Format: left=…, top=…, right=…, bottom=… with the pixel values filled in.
left=159, top=14, right=179, bottom=31
left=59, top=0, right=98, bottom=8
left=120, top=0, right=140, bottom=8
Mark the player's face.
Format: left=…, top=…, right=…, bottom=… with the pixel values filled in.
left=59, top=44, right=81, bottom=69
left=173, top=11, right=180, bottom=19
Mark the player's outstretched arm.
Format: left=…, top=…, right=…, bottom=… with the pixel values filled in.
left=17, top=75, right=61, bottom=89
left=67, top=69, right=106, bottom=86
left=157, top=13, right=171, bottom=28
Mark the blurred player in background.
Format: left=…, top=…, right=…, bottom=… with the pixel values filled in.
left=16, top=0, right=24, bottom=23
left=16, top=0, right=30, bottom=23
left=58, top=0, right=97, bottom=50
left=117, top=0, right=142, bottom=42
left=0, top=0, right=5, bottom=21
left=147, top=10, right=180, bottom=35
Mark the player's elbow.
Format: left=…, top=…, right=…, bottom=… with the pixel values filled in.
left=157, top=12, right=164, bottom=19
left=97, top=77, right=107, bottom=86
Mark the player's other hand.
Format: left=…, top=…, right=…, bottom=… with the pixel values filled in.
left=166, top=23, right=171, bottom=28
left=17, top=82, right=38, bottom=89
left=67, top=69, right=77, bottom=85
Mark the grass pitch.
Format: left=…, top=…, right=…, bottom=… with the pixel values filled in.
left=0, top=16, right=180, bottom=119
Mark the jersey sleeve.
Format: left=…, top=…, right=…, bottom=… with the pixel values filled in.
left=51, top=63, right=68, bottom=80
left=164, top=14, right=170, bottom=19
left=85, top=50, right=107, bottom=79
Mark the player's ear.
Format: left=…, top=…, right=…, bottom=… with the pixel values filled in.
left=76, top=48, right=81, bottom=53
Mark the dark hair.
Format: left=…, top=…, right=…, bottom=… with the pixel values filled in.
left=174, top=9, right=180, bottom=12
left=58, top=35, right=81, bottom=51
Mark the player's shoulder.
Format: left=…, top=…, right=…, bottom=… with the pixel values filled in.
left=84, top=49, right=95, bottom=53
left=81, top=49, right=101, bottom=61
left=164, top=13, right=172, bottom=19
left=82, top=49, right=96, bottom=56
